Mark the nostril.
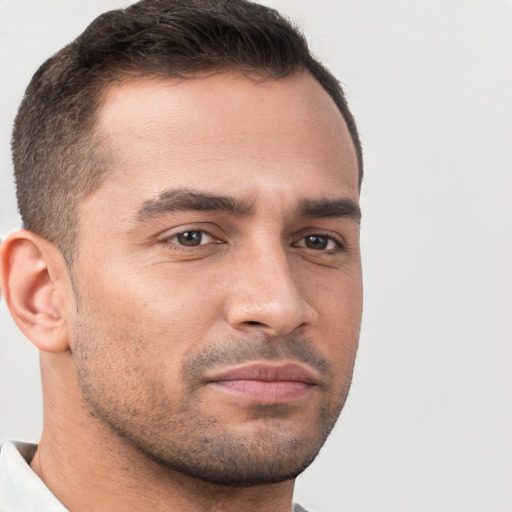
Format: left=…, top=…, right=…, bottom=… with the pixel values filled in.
left=245, top=321, right=265, bottom=327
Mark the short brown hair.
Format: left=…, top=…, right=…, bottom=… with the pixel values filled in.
left=12, top=0, right=363, bottom=265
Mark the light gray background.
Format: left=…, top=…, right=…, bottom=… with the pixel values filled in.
left=1, top=1, right=511, bottom=511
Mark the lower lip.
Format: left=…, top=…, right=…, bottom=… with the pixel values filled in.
left=211, top=379, right=313, bottom=403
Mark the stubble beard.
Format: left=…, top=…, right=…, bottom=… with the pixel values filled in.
left=72, top=321, right=354, bottom=486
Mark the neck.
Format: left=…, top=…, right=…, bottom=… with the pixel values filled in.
left=31, top=353, right=296, bottom=512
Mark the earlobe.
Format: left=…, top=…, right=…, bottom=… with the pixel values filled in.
left=0, top=230, right=71, bottom=353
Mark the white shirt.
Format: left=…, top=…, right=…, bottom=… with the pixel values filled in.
left=0, top=440, right=68, bottom=511
left=0, top=440, right=310, bottom=512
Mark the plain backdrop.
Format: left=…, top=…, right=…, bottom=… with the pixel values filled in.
left=1, top=1, right=511, bottom=511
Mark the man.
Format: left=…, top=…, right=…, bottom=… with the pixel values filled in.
left=0, top=0, right=363, bottom=510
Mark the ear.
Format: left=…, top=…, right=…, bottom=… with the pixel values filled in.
left=0, top=229, right=73, bottom=353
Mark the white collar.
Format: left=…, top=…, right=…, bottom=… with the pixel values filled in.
left=0, top=440, right=67, bottom=511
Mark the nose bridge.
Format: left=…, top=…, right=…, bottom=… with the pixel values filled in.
left=249, top=241, right=294, bottom=300
left=227, top=235, right=318, bottom=334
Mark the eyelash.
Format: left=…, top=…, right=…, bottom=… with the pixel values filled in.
left=293, top=232, right=345, bottom=251
left=159, top=229, right=345, bottom=253
left=160, top=228, right=221, bottom=250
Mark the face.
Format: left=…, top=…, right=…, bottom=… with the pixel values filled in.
left=69, top=72, right=362, bottom=485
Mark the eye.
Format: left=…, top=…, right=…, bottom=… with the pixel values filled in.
left=295, top=234, right=341, bottom=251
left=167, top=230, right=217, bottom=247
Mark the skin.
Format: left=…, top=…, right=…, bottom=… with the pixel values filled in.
left=0, top=71, right=362, bottom=512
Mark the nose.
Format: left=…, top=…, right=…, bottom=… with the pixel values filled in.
left=226, top=244, right=318, bottom=336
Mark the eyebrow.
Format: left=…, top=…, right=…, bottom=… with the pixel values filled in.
left=137, top=189, right=255, bottom=221
left=298, top=198, right=361, bottom=223
left=136, top=188, right=361, bottom=224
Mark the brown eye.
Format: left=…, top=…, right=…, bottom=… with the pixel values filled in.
left=294, top=234, right=340, bottom=251
left=304, top=235, right=329, bottom=250
left=176, top=231, right=204, bottom=246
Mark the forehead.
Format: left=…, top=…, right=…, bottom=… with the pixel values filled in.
left=88, top=72, right=358, bottom=216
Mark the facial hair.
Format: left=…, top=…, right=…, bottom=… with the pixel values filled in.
left=73, top=326, right=354, bottom=486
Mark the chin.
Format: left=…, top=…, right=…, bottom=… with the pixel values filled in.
left=113, top=413, right=339, bottom=487
left=147, top=429, right=325, bottom=486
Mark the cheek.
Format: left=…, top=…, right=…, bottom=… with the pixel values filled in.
left=311, top=265, right=363, bottom=326
left=312, top=271, right=362, bottom=368
left=74, top=260, right=228, bottom=366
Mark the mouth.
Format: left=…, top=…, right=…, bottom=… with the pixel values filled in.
left=205, top=362, right=319, bottom=404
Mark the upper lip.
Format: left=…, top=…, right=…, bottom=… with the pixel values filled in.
left=206, top=362, right=319, bottom=385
